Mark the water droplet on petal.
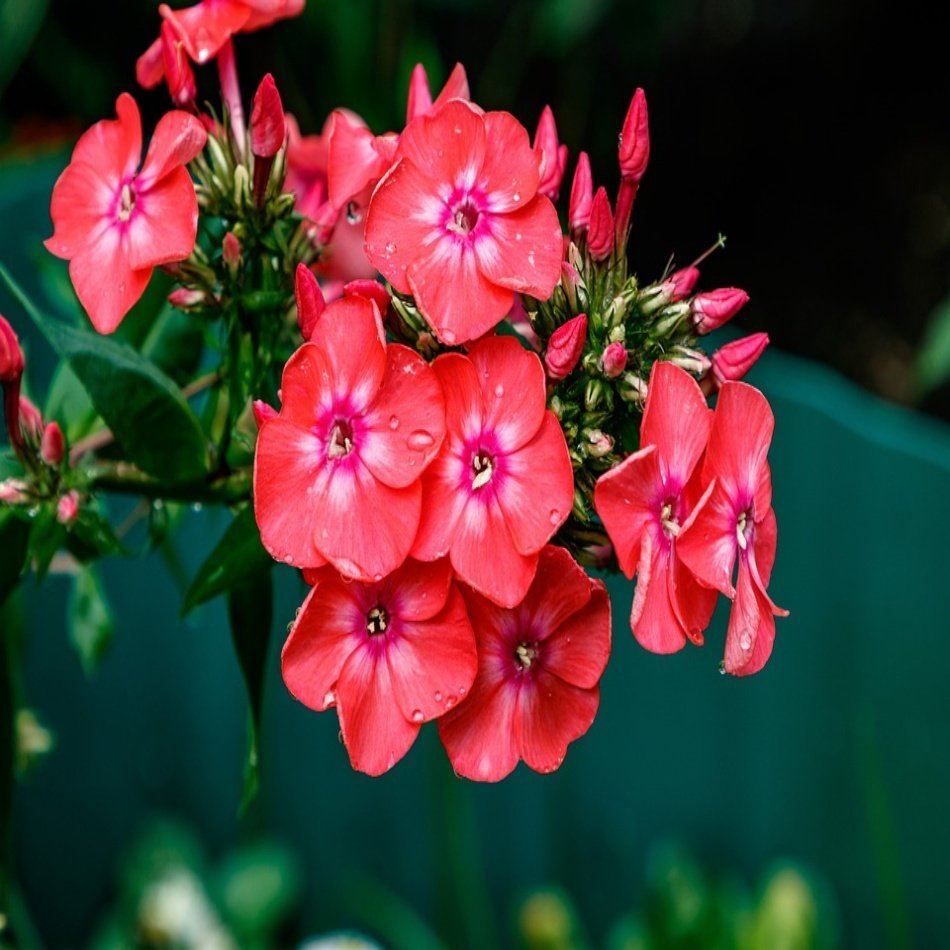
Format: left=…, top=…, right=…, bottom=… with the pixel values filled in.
left=549, top=509, right=560, bottom=525
left=458, top=686, right=467, bottom=696
left=512, top=192, right=521, bottom=202
left=740, top=631, right=752, bottom=651
left=389, top=415, right=399, bottom=430
left=515, top=232, right=522, bottom=241
left=446, top=696, right=456, bottom=708
left=385, top=241, right=396, bottom=254
left=494, top=384, right=505, bottom=397
left=282, top=554, right=293, bottom=564
left=434, top=690, right=443, bottom=702
left=323, top=690, right=336, bottom=707
left=440, top=328, right=456, bottom=344
left=408, top=430, right=435, bottom=450
left=411, top=709, right=424, bottom=723
left=321, top=528, right=329, bottom=539
left=373, top=573, right=383, bottom=582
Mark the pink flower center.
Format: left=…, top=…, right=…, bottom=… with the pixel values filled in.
left=116, top=182, right=136, bottom=223
left=447, top=199, right=480, bottom=236
left=366, top=605, right=389, bottom=636
left=514, top=640, right=540, bottom=672
left=327, top=420, right=355, bottom=460
left=471, top=450, right=494, bottom=490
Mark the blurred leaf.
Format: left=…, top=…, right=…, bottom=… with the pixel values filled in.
left=916, top=294, right=950, bottom=396
left=182, top=505, right=272, bottom=615
left=69, top=564, right=114, bottom=675
left=216, top=840, right=301, bottom=939
left=0, top=511, right=30, bottom=607
left=27, top=505, right=65, bottom=583
left=141, top=304, right=206, bottom=385
left=0, top=605, right=13, bottom=918
left=227, top=560, right=272, bottom=814
left=1, top=265, right=210, bottom=483
left=45, top=362, right=100, bottom=444
left=0, top=0, right=49, bottom=98
left=66, top=507, right=125, bottom=561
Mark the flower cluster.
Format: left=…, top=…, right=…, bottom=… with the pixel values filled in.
left=1, top=0, right=787, bottom=783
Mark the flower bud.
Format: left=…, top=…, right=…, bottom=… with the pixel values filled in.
left=544, top=314, right=587, bottom=381
left=56, top=490, right=80, bottom=526
left=711, top=333, right=769, bottom=387
left=250, top=74, right=286, bottom=160
left=40, top=421, right=65, bottom=467
left=167, top=287, right=206, bottom=310
left=559, top=262, right=581, bottom=311
left=568, top=152, right=593, bottom=236
left=0, top=478, right=29, bottom=504
left=669, top=346, right=712, bottom=376
left=18, top=395, right=44, bottom=443
left=619, top=373, right=648, bottom=405
left=252, top=399, right=278, bottom=428
left=600, top=342, right=628, bottom=378
left=638, top=281, right=676, bottom=317
left=652, top=301, right=690, bottom=337
left=222, top=231, right=242, bottom=274
left=669, top=266, right=700, bottom=301
left=618, top=87, right=650, bottom=184
left=405, top=63, right=433, bottom=123
left=295, top=263, right=326, bottom=341
left=160, top=20, right=196, bottom=108
left=583, top=428, right=614, bottom=458
left=691, top=287, right=749, bottom=334
left=587, top=187, right=614, bottom=262
left=534, top=106, right=567, bottom=201
left=0, top=314, right=24, bottom=384
left=584, top=379, right=604, bottom=410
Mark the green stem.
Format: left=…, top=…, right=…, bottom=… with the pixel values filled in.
left=88, top=464, right=252, bottom=504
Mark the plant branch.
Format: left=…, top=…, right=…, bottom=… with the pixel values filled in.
left=88, top=464, right=252, bottom=505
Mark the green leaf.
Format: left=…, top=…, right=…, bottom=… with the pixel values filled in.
left=916, top=294, right=950, bottom=396
left=0, top=511, right=30, bottom=607
left=1, top=265, right=209, bottom=483
left=69, top=564, right=114, bottom=675
left=181, top=505, right=273, bottom=615
left=27, top=506, right=65, bottom=584
left=45, top=362, right=100, bottom=445
left=141, top=304, right=206, bottom=385
left=66, top=508, right=125, bottom=561
left=227, top=562, right=272, bottom=813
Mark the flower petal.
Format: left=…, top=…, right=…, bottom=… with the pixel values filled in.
left=281, top=578, right=361, bottom=711
left=677, top=478, right=738, bottom=598
left=71, top=93, right=142, bottom=186
left=382, top=557, right=452, bottom=622
left=327, top=110, right=390, bottom=209
left=723, top=556, right=774, bottom=676
left=125, top=166, right=199, bottom=270
left=138, top=109, right=207, bottom=185
left=397, top=99, right=485, bottom=192
left=630, top=530, right=687, bottom=654
left=45, top=161, right=115, bottom=260
left=160, top=0, right=250, bottom=64
left=518, top=546, right=593, bottom=640
left=670, top=550, right=717, bottom=645
left=480, top=110, right=540, bottom=213
left=540, top=580, right=611, bottom=689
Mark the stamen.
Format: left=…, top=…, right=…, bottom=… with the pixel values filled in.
left=471, top=451, right=494, bottom=490
left=116, top=183, right=135, bottom=222
left=736, top=511, right=749, bottom=550
left=446, top=200, right=479, bottom=237
left=327, top=421, right=354, bottom=459
left=366, top=606, right=389, bottom=635
left=660, top=501, right=680, bottom=538
left=515, top=641, right=539, bottom=671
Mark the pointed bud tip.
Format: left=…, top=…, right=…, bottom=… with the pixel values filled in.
left=545, top=313, right=588, bottom=381
left=587, top=187, right=615, bottom=262
left=40, top=422, right=65, bottom=467
left=295, top=264, right=326, bottom=340
left=251, top=73, right=286, bottom=159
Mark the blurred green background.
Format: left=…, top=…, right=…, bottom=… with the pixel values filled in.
left=1, top=0, right=949, bottom=947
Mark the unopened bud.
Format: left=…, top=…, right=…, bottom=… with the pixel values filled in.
left=222, top=231, right=242, bottom=275
left=544, top=314, right=587, bottom=381
left=40, top=422, right=65, bottom=467
left=711, top=333, right=769, bottom=387
left=583, top=428, right=614, bottom=458
left=405, top=63, right=433, bottom=123
left=233, top=163, right=250, bottom=210
left=584, top=378, right=604, bottom=410
left=638, top=281, right=676, bottom=317
left=56, top=490, right=80, bottom=525
left=160, top=20, right=196, bottom=107
left=618, top=87, right=650, bottom=184
left=18, top=395, right=44, bottom=443
left=0, top=478, right=30, bottom=504
left=560, top=263, right=581, bottom=311
left=587, top=188, right=615, bottom=262
left=670, top=346, right=712, bottom=376
left=568, top=152, right=593, bottom=235
left=600, top=342, right=628, bottom=378
left=295, top=264, right=326, bottom=341
left=251, top=74, right=286, bottom=159
left=168, top=287, right=206, bottom=310
left=691, top=287, right=749, bottom=334
left=652, top=301, right=691, bottom=337
left=534, top=106, right=567, bottom=201
left=0, top=314, right=24, bottom=384
left=669, top=266, right=700, bottom=301
left=252, top=399, right=278, bottom=428
left=619, top=373, right=648, bottom=405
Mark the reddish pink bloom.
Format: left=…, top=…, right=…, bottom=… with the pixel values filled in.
left=284, top=113, right=330, bottom=221
left=254, top=295, right=445, bottom=579
left=691, top=287, right=749, bottom=334
left=568, top=151, right=593, bottom=236
left=438, top=545, right=611, bottom=782
left=283, top=557, right=477, bottom=776
left=364, top=100, right=562, bottom=345
left=57, top=491, right=81, bottom=526
left=600, top=342, right=628, bottom=379
left=250, top=73, right=285, bottom=158
left=544, top=314, right=587, bottom=381
left=678, top=382, right=788, bottom=675
left=587, top=187, right=615, bottom=262
left=159, top=20, right=197, bottom=107
left=40, top=422, right=65, bottom=467
left=709, top=332, right=769, bottom=388
left=669, top=266, right=700, bottom=301
left=404, top=62, right=470, bottom=125
left=45, top=94, right=206, bottom=334
left=533, top=106, right=568, bottom=201
left=0, top=314, right=24, bottom=384
left=618, top=87, right=650, bottom=184
left=595, top=361, right=717, bottom=653
left=411, top=337, right=573, bottom=607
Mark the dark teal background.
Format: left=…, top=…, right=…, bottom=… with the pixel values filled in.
left=2, top=148, right=949, bottom=947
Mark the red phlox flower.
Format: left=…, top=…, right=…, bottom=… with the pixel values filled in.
left=677, top=381, right=788, bottom=675
left=438, top=545, right=611, bottom=782
left=45, top=94, right=207, bottom=334
left=365, top=100, right=563, bottom=344
left=594, top=361, right=717, bottom=653
left=254, top=295, right=445, bottom=579
left=282, top=557, right=477, bottom=776
left=411, top=336, right=573, bottom=607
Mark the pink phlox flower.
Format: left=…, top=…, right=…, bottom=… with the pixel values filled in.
left=405, top=62, right=471, bottom=124
left=253, top=295, right=445, bottom=579
left=45, top=93, right=207, bottom=333
left=438, top=545, right=611, bottom=782
left=411, top=336, right=573, bottom=608
left=364, top=100, right=563, bottom=344
left=282, top=557, right=477, bottom=776
left=677, top=381, right=788, bottom=676
left=594, top=361, right=717, bottom=653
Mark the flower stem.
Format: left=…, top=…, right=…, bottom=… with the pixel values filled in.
left=217, top=39, right=246, bottom=158
left=88, top=464, right=252, bottom=505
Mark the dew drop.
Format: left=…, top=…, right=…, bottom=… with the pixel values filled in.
left=515, top=231, right=522, bottom=241
left=453, top=126, right=462, bottom=135
left=411, top=709, right=424, bottom=723
left=321, top=528, right=330, bottom=539
left=440, top=328, right=457, bottom=344
left=323, top=690, right=336, bottom=707
left=494, top=383, right=505, bottom=397
left=434, top=690, right=443, bottom=703
left=458, top=685, right=467, bottom=696
left=740, top=631, right=752, bottom=651
left=446, top=696, right=456, bottom=708
left=385, top=241, right=396, bottom=254
left=549, top=509, right=561, bottom=525
left=118, top=282, right=126, bottom=295
left=283, top=555, right=294, bottom=565
left=389, top=415, right=400, bottom=430
left=373, top=573, right=384, bottom=582
left=512, top=192, right=521, bottom=202
left=408, top=430, right=435, bottom=450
